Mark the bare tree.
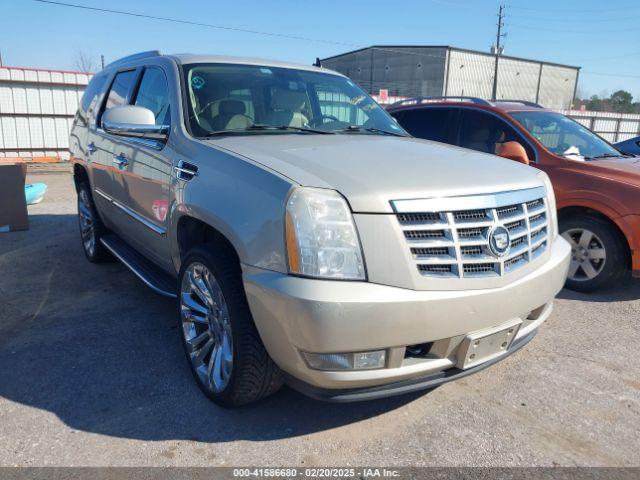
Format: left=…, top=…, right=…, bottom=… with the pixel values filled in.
left=72, top=50, right=96, bottom=73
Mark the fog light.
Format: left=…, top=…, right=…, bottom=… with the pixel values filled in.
left=303, top=350, right=386, bottom=371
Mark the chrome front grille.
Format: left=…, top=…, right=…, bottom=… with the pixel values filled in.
left=394, top=191, right=549, bottom=279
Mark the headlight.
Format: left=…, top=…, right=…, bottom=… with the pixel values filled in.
left=285, top=187, right=366, bottom=280
left=538, top=171, right=558, bottom=239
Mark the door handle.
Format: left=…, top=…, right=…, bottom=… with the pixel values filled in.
left=87, top=142, right=97, bottom=154
left=112, top=153, right=129, bottom=169
left=174, top=161, right=198, bottom=181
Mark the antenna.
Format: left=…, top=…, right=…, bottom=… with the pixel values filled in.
left=491, top=4, right=506, bottom=101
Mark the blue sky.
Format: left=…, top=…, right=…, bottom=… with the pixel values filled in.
left=1, top=0, right=639, bottom=99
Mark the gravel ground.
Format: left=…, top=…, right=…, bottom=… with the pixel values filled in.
left=0, top=171, right=638, bottom=467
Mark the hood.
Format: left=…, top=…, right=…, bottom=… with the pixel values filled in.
left=205, top=134, right=544, bottom=213
left=579, top=156, right=640, bottom=188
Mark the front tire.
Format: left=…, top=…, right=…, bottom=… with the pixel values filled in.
left=560, top=213, right=628, bottom=292
left=178, top=245, right=283, bottom=407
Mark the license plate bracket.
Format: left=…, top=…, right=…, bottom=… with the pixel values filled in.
left=456, top=319, right=522, bottom=370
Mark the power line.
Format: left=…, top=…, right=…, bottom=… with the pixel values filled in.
left=508, top=3, right=640, bottom=13
left=29, top=0, right=640, bottom=81
left=508, top=13, right=640, bottom=23
left=32, top=0, right=359, bottom=47
left=509, top=23, right=640, bottom=34
left=581, top=71, right=640, bottom=79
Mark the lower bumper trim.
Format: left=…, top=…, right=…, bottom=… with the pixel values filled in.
left=285, top=329, right=537, bottom=402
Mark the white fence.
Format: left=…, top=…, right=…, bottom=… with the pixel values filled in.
left=1, top=70, right=638, bottom=159
left=558, top=109, right=640, bottom=143
left=0, top=66, right=92, bottom=159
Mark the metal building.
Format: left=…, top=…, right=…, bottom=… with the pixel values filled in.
left=321, top=46, right=580, bottom=110
left=0, top=66, right=92, bottom=159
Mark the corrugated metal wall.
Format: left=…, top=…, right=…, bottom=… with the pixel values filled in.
left=445, top=49, right=495, bottom=98
left=0, top=66, right=91, bottom=159
left=323, top=47, right=579, bottom=110
left=322, top=47, right=447, bottom=98
left=537, top=65, right=579, bottom=110
left=495, top=58, right=540, bottom=102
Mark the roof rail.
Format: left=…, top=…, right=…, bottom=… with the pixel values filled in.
left=105, top=50, right=162, bottom=69
left=390, top=96, right=492, bottom=107
left=494, top=99, right=543, bottom=108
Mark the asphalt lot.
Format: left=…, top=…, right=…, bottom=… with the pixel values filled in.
left=0, top=169, right=639, bottom=467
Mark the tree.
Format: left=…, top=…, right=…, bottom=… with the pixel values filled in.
left=72, top=50, right=96, bottom=73
left=585, top=95, right=603, bottom=112
left=609, top=90, right=634, bottom=113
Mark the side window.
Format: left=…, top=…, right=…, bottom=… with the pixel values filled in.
left=104, top=69, right=137, bottom=112
left=392, top=108, right=456, bottom=143
left=80, top=74, right=107, bottom=115
left=133, top=67, right=171, bottom=125
left=458, top=109, right=535, bottom=162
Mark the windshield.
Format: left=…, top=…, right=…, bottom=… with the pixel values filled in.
left=181, top=63, right=406, bottom=137
left=511, top=111, right=623, bottom=160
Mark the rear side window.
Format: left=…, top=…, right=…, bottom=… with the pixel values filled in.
left=80, top=74, right=107, bottom=114
left=133, top=67, right=171, bottom=125
left=392, top=108, right=456, bottom=143
left=104, top=70, right=137, bottom=111
left=458, top=109, right=535, bottom=162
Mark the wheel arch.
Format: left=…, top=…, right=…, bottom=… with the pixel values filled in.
left=72, top=163, right=90, bottom=192
left=174, top=214, right=242, bottom=274
left=558, top=205, right=632, bottom=269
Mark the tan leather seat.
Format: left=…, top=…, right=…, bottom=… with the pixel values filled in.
left=266, top=89, right=308, bottom=128
left=462, top=127, right=491, bottom=153
left=210, top=99, right=253, bottom=131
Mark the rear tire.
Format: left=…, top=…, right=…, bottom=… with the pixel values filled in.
left=178, top=245, right=283, bottom=407
left=77, top=181, right=111, bottom=263
left=560, top=213, right=628, bottom=292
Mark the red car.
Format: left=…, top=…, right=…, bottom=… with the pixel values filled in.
left=388, top=97, right=640, bottom=292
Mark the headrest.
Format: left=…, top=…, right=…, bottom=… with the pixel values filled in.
left=470, top=128, right=490, bottom=142
left=271, top=89, right=306, bottom=111
left=219, top=99, right=246, bottom=116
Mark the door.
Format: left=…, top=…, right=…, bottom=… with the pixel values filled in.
left=456, top=108, right=536, bottom=163
left=114, top=66, right=173, bottom=267
left=92, top=68, right=139, bottom=225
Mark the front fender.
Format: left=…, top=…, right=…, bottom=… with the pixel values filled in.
left=168, top=146, right=293, bottom=275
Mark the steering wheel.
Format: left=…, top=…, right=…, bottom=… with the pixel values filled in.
left=317, top=114, right=340, bottom=124
left=196, top=100, right=218, bottom=116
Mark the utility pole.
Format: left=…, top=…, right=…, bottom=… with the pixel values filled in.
left=101, top=55, right=105, bottom=70
left=491, top=4, right=506, bottom=101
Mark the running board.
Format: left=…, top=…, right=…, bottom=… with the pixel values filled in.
left=100, top=235, right=177, bottom=298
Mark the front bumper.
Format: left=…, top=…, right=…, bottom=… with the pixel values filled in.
left=243, top=237, right=570, bottom=395
left=286, top=329, right=538, bottom=402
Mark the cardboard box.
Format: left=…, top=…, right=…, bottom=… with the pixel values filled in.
left=0, top=162, right=29, bottom=232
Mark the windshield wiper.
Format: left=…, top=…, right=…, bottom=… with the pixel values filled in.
left=205, top=124, right=333, bottom=137
left=338, top=125, right=407, bottom=137
left=584, top=153, right=626, bottom=160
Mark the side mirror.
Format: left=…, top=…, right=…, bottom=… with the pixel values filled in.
left=496, top=141, right=530, bottom=166
left=102, top=105, right=169, bottom=141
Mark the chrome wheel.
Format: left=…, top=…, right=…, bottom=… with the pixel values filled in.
left=78, top=189, right=96, bottom=256
left=562, top=228, right=606, bottom=281
left=180, top=262, right=233, bottom=393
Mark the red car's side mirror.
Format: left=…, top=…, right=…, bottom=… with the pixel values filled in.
left=496, top=141, right=530, bottom=166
